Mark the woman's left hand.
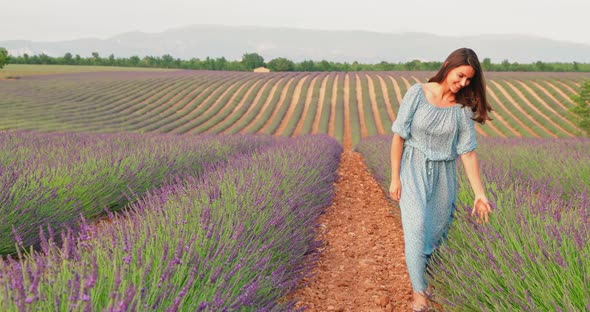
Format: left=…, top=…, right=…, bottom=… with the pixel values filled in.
left=471, top=197, right=492, bottom=223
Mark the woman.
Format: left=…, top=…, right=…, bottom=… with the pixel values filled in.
left=389, top=48, right=492, bottom=311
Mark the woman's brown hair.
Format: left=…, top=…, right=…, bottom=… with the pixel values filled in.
left=428, top=48, right=492, bottom=124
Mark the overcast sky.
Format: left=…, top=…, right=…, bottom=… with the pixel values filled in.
left=2, top=0, right=589, bottom=45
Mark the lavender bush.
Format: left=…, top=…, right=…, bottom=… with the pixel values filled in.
left=0, top=131, right=276, bottom=255
left=0, top=134, right=342, bottom=311
left=356, top=135, right=590, bottom=311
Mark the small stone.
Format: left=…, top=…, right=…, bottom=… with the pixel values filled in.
left=376, top=295, right=390, bottom=306
left=327, top=305, right=335, bottom=311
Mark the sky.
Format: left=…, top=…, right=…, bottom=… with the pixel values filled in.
left=2, top=0, right=590, bottom=45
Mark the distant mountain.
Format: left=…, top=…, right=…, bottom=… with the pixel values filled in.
left=2, top=25, right=590, bottom=63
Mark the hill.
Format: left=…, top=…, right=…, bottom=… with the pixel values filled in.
left=2, top=25, right=590, bottom=63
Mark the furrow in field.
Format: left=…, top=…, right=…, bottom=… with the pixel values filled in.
left=485, top=87, right=526, bottom=137
left=206, top=78, right=264, bottom=133
left=143, top=75, right=229, bottom=132
left=517, top=80, right=581, bottom=132
left=544, top=81, right=577, bottom=106
left=389, top=76, right=404, bottom=107
left=222, top=74, right=277, bottom=134
left=355, top=74, right=369, bottom=138
left=130, top=78, right=212, bottom=131
left=80, top=77, right=189, bottom=128
left=365, top=74, right=386, bottom=135
left=109, top=78, right=199, bottom=131
left=241, top=76, right=288, bottom=134
left=272, top=75, right=309, bottom=135
left=186, top=76, right=255, bottom=135
left=503, top=80, right=571, bottom=136
left=343, top=73, right=353, bottom=149
left=490, top=80, right=551, bottom=137
left=376, top=74, right=395, bottom=121
left=257, top=75, right=298, bottom=134
left=400, top=76, right=412, bottom=89
left=328, top=74, right=339, bottom=138
left=556, top=80, right=578, bottom=95
left=311, top=74, right=330, bottom=134
left=293, top=75, right=320, bottom=136
left=168, top=74, right=247, bottom=134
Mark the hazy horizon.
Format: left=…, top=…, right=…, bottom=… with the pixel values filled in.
left=2, top=0, right=589, bottom=46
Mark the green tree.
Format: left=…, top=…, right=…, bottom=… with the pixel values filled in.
left=39, top=53, right=52, bottom=64
left=0, top=47, right=8, bottom=68
left=241, top=52, right=265, bottom=71
left=129, top=55, right=140, bottom=66
left=215, top=57, right=228, bottom=70
left=570, top=80, right=590, bottom=136
left=298, top=60, right=316, bottom=71
left=404, top=59, right=421, bottom=71
left=267, top=57, right=295, bottom=71
left=482, top=58, right=492, bottom=71
left=318, top=60, right=332, bottom=71
left=63, top=52, right=73, bottom=64
left=91, top=52, right=101, bottom=65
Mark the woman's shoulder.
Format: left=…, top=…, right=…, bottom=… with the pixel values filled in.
left=405, top=83, right=423, bottom=98
left=409, top=83, right=423, bottom=91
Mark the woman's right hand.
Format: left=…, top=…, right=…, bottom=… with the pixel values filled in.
left=389, top=178, right=402, bottom=201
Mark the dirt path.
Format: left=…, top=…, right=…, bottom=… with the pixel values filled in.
left=290, top=151, right=413, bottom=312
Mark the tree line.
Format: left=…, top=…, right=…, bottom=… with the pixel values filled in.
left=2, top=49, right=590, bottom=72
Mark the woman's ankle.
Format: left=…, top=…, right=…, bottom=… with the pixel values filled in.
left=413, top=291, right=428, bottom=305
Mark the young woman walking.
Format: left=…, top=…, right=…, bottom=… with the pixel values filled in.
left=389, top=48, right=493, bottom=311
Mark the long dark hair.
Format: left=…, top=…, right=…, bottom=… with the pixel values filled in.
left=429, top=48, right=492, bottom=124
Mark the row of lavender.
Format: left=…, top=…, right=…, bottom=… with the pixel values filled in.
left=1, top=133, right=342, bottom=310
left=0, top=131, right=277, bottom=255
left=356, top=135, right=590, bottom=311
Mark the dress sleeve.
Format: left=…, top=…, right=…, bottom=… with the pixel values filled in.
left=456, top=107, right=478, bottom=155
left=391, top=84, right=421, bottom=139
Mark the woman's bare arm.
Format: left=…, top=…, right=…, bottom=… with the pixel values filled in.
left=460, top=150, right=492, bottom=222
left=389, top=134, right=404, bottom=201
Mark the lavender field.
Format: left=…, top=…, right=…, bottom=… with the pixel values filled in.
left=2, top=66, right=590, bottom=310
left=0, top=131, right=342, bottom=310
left=1, top=68, right=589, bottom=145
left=356, top=135, right=590, bottom=311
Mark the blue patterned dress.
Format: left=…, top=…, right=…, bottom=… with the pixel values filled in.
left=391, top=83, right=477, bottom=293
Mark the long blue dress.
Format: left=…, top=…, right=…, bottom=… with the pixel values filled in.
left=391, top=83, right=477, bottom=293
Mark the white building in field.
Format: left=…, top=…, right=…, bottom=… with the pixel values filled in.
left=253, top=67, right=270, bottom=73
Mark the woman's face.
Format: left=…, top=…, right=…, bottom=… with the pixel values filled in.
left=446, top=65, right=476, bottom=93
